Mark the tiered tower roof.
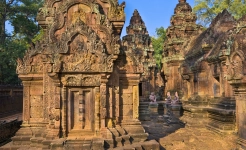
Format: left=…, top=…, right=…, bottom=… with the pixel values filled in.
left=122, top=9, right=156, bottom=75
left=163, top=0, right=202, bottom=58
left=126, top=9, right=148, bottom=35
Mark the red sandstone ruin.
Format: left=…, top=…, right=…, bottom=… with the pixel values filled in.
left=1, top=0, right=246, bottom=149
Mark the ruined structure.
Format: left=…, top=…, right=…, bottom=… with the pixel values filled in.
left=2, top=0, right=159, bottom=149
left=162, top=0, right=203, bottom=96
left=217, top=14, right=246, bottom=149
left=181, top=10, right=237, bottom=131
left=162, top=0, right=246, bottom=149
left=121, top=10, right=162, bottom=101
left=3, top=0, right=246, bottom=149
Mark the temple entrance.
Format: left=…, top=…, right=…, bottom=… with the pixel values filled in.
left=66, top=87, right=95, bottom=137
left=139, top=83, right=143, bottom=96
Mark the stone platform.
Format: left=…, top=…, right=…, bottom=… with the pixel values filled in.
left=159, top=127, right=237, bottom=150
left=0, top=113, right=22, bottom=122
left=0, top=112, right=239, bottom=150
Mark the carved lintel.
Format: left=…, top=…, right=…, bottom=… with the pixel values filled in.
left=63, top=75, right=101, bottom=86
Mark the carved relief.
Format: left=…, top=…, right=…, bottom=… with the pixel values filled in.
left=63, top=75, right=101, bottom=86
left=23, top=85, right=30, bottom=122
left=228, top=54, right=244, bottom=80
left=16, top=0, right=126, bottom=144
left=108, top=1, right=125, bottom=20
left=133, top=86, right=139, bottom=119
left=100, top=84, right=107, bottom=119
left=16, top=53, right=43, bottom=74
left=48, top=107, right=60, bottom=121
left=30, top=96, right=43, bottom=118
left=71, top=4, right=91, bottom=24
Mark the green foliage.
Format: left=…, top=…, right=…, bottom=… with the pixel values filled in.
left=10, top=0, right=44, bottom=42
left=0, top=0, right=43, bottom=84
left=0, top=37, right=27, bottom=84
left=194, top=0, right=246, bottom=26
left=32, top=28, right=44, bottom=43
left=151, top=27, right=166, bottom=68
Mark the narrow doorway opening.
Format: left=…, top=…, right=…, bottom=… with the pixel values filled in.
left=139, top=83, right=142, bottom=96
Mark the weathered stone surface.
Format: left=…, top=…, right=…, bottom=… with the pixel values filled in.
left=159, top=127, right=237, bottom=150
left=161, top=0, right=246, bottom=149
left=3, top=0, right=246, bottom=149
left=162, top=0, right=238, bottom=137
left=2, top=0, right=156, bottom=149
left=121, top=10, right=164, bottom=101
left=162, top=0, right=203, bottom=97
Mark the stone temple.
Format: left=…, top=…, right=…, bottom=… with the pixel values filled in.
left=1, top=0, right=246, bottom=149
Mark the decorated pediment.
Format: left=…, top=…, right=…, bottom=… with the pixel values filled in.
left=17, top=0, right=125, bottom=75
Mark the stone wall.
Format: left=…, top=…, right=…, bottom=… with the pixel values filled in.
left=0, top=120, right=22, bottom=145
left=0, top=85, right=23, bottom=118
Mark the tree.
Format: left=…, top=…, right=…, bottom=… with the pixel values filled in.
left=151, top=27, right=166, bottom=68
left=0, top=0, right=43, bottom=84
left=193, top=0, right=246, bottom=26
left=0, top=37, right=27, bottom=84
left=0, top=0, right=43, bottom=44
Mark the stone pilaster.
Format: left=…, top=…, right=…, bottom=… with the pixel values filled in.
left=229, top=81, right=246, bottom=149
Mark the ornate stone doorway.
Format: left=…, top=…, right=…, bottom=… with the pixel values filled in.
left=66, top=87, right=95, bottom=137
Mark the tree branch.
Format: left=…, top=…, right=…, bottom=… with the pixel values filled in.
left=7, top=0, right=14, bottom=6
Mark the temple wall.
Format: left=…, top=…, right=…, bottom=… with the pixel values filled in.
left=0, top=85, right=23, bottom=118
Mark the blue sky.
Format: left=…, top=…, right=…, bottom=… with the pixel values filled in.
left=6, top=0, right=195, bottom=37
left=119, top=0, right=195, bottom=37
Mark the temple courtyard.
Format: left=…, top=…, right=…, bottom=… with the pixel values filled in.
left=1, top=0, right=246, bottom=149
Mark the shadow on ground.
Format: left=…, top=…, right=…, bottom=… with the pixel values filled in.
left=141, top=116, right=184, bottom=150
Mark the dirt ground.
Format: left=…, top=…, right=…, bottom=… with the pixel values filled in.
left=141, top=116, right=238, bottom=150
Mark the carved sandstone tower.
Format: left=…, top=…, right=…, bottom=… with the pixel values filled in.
left=162, top=0, right=202, bottom=96
left=121, top=10, right=160, bottom=100
left=12, top=0, right=121, bottom=149
left=7, top=0, right=160, bottom=149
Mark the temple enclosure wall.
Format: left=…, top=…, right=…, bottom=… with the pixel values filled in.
left=0, top=85, right=23, bottom=118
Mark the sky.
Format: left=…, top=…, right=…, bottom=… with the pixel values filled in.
left=6, top=0, right=195, bottom=37
left=119, top=0, right=195, bottom=37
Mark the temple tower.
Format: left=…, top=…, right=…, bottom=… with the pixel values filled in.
left=5, top=1, right=160, bottom=149
left=162, top=0, right=202, bottom=96
left=121, top=10, right=161, bottom=100
left=12, top=0, right=125, bottom=149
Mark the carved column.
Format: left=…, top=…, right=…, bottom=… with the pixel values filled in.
left=95, top=87, right=100, bottom=134
left=133, top=85, right=139, bottom=119
left=221, top=63, right=233, bottom=97
left=114, top=87, right=120, bottom=123
left=22, top=81, right=31, bottom=123
left=229, top=81, right=246, bottom=149
left=197, top=71, right=208, bottom=96
left=119, top=74, right=148, bottom=143
left=45, top=73, right=61, bottom=140
left=109, top=87, right=113, bottom=119
left=165, top=61, right=183, bottom=94
left=189, top=74, right=195, bottom=97
left=61, top=86, right=67, bottom=137
left=100, top=77, right=108, bottom=128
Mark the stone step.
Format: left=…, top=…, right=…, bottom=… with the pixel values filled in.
left=115, top=125, right=127, bottom=136
left=108, top=128, right=121, bottom=137
left=30, top=137, right=44, bottom=148
left=109, top=140, right=160, bottom=150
